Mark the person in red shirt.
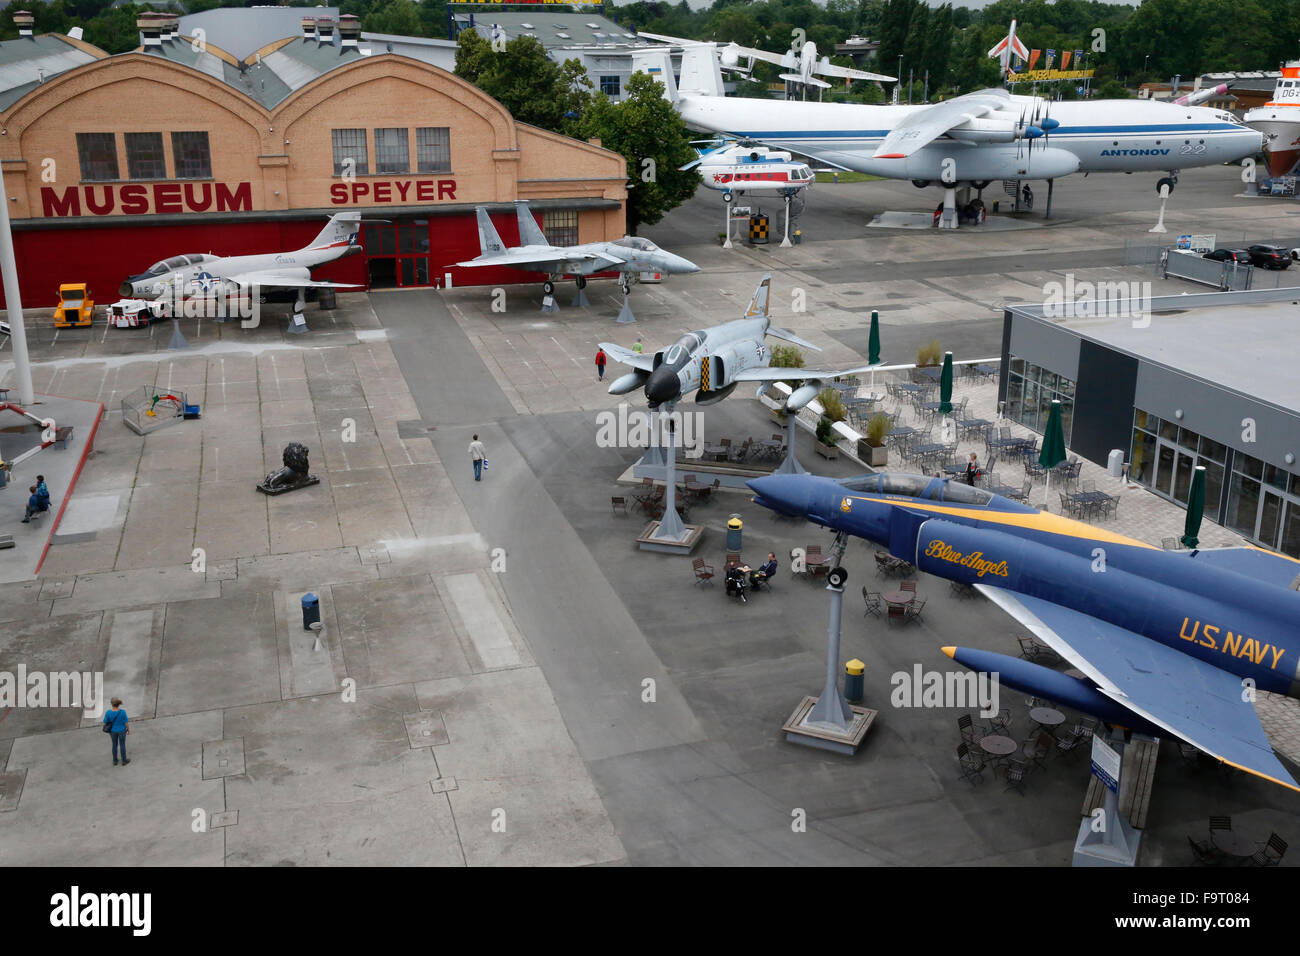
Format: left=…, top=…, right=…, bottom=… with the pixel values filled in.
left=595, top=348, right=607, bottom=382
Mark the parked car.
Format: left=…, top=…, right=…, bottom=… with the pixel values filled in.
left=1202, top=248, right=1252, bottom=264
left=1247, top=244, right=1291, bottom=269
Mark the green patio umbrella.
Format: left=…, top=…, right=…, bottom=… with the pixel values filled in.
left=1039, top=399, right=1067, bottom=510
left=939, top=351, right=954, bottom=414
left=1181, top=465, right=1206, bottom=549
left=868, top=310, right=881, bottom=366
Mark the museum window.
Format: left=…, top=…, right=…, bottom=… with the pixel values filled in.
left=125, top=132, right=166, bottom=180
left=1004, top=355, right=1074, bottom=442
left=600, top=75, right=620, bottom=96
left=374, top=128, right=409, bottom=174
left=542, top=210, right=579, bottom=247
left=76, top=132, right=118, bottom=182
left=416, top=127, right=451, bottom=173
left=332, top=128, right=368, bottom=176
left=171, top=132, right=212, bottom=179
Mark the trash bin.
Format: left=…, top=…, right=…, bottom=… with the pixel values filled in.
left=301, top=592, right=320, bottom=631
left=0, top=465, right=6, bottom=488
left=793, top=228, right=802, bottom=245
left=845, top=659, right=865, bottom=704
left=749, top=214, right=769, bottom=244
left=726, top=515, right=743, bottom=552
left=992, top=200, right=1000, bottom=214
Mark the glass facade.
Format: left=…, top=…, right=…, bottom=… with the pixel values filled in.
left=125, top=132, right=165, bottom=180
left=374, top=128, right=409, bottom=174
left=1130, top=407, right=1300, bottom=557
left=415, top=127, right=451, bottom=173
left=76, top=132, right=118, bottom=181
left=171, top=132, right=212, bottom=179
left=1005, top=355, right=1075, bottom=442
left=331, top=129, right=368, bottom=176
left=542, top=210, right=579, bottom=247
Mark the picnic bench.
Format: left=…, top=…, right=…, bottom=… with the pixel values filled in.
left=1081, top=735, right=1160, bottom=829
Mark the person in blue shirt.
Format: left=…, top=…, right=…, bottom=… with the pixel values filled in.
left=21, top=485, right=49, bottom=523
left=35, top=474, right=49, bottom=507
left=750, top=552, right=779, bottom=588
left=103, top=697, right=130, bottom=766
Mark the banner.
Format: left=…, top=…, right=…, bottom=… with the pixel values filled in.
left=1046, top=48, right=1056, bottom=69
left=1074, top=49, right=1084, bottom=63
left=1028, top=49, right=1041, bottom=70
left=1061, top=50, right=1072, bottom=70
left=1008, top=69, right=1095, bottom=82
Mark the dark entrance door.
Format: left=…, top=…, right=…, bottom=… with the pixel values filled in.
left=364, top=218, right=431, bottom=289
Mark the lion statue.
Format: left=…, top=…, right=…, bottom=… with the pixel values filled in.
left=257, top=441, right=320, bottom=495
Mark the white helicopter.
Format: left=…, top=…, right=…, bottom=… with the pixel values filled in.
left=684, top=139, right=815, bottom=248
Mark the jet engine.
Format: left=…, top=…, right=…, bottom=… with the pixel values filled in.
left=695, top=382, right=738, bottom=405
left=608, top=370, right=650, bottom=395
left=787, top=382, right=822, bottom=410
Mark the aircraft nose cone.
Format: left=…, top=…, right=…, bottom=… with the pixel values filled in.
left=746, top=474, right=811, bottom=518
left=644, top=366, right=681, bottom=407
left=665, top=254, right=700, bottom=275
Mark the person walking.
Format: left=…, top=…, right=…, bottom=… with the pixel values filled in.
left=632, top=337, right=644, bottom=355
left=595, top=347, right=607, bottom=382
left=469, top=434, right=487, bottom=482
left=103, top=697, right=130, bottom=766
left=964, top=452, right=981, bottom=486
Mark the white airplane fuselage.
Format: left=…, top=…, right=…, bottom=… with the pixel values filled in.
left=677, top=95, right=1261, bottom=183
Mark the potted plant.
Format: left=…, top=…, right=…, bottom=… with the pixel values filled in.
left=916, top=340, right=942, bottom=367
left=858, top=411, right=890, bottom=467
left=814, top=388, right=846, bottom=459
left=769, top=344, right=805, bottom=424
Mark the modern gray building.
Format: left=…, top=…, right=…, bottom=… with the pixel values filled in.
left=1001, top=289, right=1300, bottom=557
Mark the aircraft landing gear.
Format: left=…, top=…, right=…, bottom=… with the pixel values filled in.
left=287, top=287, right=308, bottom=334
left=542, top=278, right=556, bottom=296
left=540, top=275, right=560, bottom=313
left=572, top=273, right=590, bottom=309
left=1149, top=172, right=1179, bottom=234
left=616, top=273, right=636, bottom=324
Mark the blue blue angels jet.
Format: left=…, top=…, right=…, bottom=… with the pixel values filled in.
left=747, top=471, right=1300, bottom=792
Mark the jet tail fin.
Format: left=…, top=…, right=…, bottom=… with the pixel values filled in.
left=308, top=211, right=362, bottom=250
left=630, top=47, right=679, bottom=102
left=677, top=42, right=724, bottom=97
left=513, top=200, right=549, bottom=247
left=744, top=274, right=772, bottom=320
left=475, top=207, right=508, bottom=257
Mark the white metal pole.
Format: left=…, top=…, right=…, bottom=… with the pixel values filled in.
left=0, top=160, right=34, bottom=406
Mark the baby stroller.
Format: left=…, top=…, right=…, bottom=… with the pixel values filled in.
left=724, top=565, right=749, bottom=603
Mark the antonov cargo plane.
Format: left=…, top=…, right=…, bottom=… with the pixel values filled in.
left=631, top=40, right=1262, bottom=218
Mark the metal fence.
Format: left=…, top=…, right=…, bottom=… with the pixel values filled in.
left=121, top=385, right=188, bottom=436
left=1160, top=251, right=1254, bottom=290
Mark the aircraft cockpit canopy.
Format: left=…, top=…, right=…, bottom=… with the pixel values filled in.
left=840, top=473, right=996, bottom=506
left=142, top=254, right=208, bottom=277
left=613, top=237, right=659, bottom=252
left=662, top=331, right=706, bottom=367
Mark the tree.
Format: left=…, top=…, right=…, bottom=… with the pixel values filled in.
left=581, top=71, right=699, bottom=234
left=455, top=33, right=589, bottom=136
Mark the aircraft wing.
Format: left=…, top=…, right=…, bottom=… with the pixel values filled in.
left=873, top=88, right=1013, bottom=159
left=1181, top=546, right=1300, bottom=590
left=454, top=250, right=625, bottom=271
left=814, top=59, right=895, bottom=83
left=731, top=363, right=875, bottom=382
left=228, top=272, right=362, bottom=290
left=977, top=585, right=1300, bottom=793
left=597, top=342, right=655, bottom=372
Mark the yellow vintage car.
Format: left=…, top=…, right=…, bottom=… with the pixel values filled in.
left=54, top=283, right=94, bottom=328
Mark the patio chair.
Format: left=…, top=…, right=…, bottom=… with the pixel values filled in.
left=1003, top=757, right=1031, bottom=795
left=957, top=713, right=979, bottom=747
left=730, top=438, right=754, bottom=462
left=1106, top=494, right=1120, bottom=519
left=1023, top=731, right=1053, bottom=769
left=983, top=708, right=1012, bottom=737
left=957, top=743, right=986, bottom=786
left=903, top=598, right=926, bottom=625
left=862, top=587, right=882, bottom=617
left=1055, top=730, right=1087, bottom=759
left=1250, top=833, right=1288, bottom=867
left=1011, top=478, right=1032, bottom=502
left=875, top=551, right=895, bottom=579
left=887, top=602, right=906, bottom=624
left=1059, top=492, right=1078, bottom=518
left=1082, top=478, right=1097, bottom=493
left=899, top=579, right=917, bottom=594
left=998, top=426, right=1012, bottom=440
left=692, top=558, right=715, bottom=586
left=610, top=495, right=628, bottom=516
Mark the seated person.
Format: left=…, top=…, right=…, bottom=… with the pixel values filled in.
left=35, top=474, right=50, bottom=509
left=750, top=552, right=779, bottom=587
left=22, top=484, right=49, bottom=523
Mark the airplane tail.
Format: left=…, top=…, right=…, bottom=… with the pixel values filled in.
left=987, top=20, right=1029, bottom=70
left=475, top=207, right=508, bottom=257
left=630, top=47, right=679, bottom=102
left=677, top=42, right=724, bottom=97
left=513, top=200, right=549, bottom=247
left=744, top=274, right=772, bottom=321
left=307, top=211, right=362, bottom=250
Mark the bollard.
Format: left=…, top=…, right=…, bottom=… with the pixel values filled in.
left=309, top=621, right=324, bottom=652
left=301, top=592, right=320, bottom=631
left=844, top=658, right=865, bottom=704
